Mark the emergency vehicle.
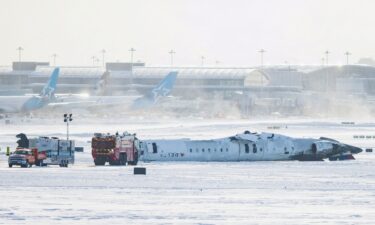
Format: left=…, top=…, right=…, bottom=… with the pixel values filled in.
left=91, top=132, right=139, bottom=166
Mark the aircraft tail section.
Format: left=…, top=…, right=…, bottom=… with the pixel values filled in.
left=150, top=71, right=177, bottom=102
left=132, top=71, right=178, bottom=109
left=40, top=67, right=60, bottom=99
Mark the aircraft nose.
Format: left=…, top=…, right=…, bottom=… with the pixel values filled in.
left=346, top=145, right=362, bottom=154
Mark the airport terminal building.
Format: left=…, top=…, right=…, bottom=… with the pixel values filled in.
left=1, top=61, right=375, bottom=116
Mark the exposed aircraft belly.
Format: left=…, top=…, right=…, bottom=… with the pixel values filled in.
left=139, top=131, right=362, bottom=162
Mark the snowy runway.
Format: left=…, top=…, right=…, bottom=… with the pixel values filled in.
left=1, top=154, right=375, bottom=224
left=0, top=117, right=375, bottom=224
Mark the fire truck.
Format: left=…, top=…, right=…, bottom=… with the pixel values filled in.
left=8, top=136, right=75, bottom=167
left=91, top=132, right=139, bottom=166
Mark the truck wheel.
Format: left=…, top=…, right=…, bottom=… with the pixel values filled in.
left=119, top=153, right=127, bottom=166
left=109, top=159, right=117, bottom=166
left=94, top=158, right=105, bottom=166
left=8, top=164, right=12, bottom=168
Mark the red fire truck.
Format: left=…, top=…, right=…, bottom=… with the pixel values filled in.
left=91, top=132, right=139, bottom=166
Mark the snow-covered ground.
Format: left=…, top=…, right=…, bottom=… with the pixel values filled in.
left=0, top=116, right=375, bottom=224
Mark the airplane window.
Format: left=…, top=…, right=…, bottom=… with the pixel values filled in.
left=220, top=148, right=223, bottom=152
left=260, top=148, right=263, bottom=152
left=226, top=148, right=228, bottom=152
left=253, top=144, right=257, bottom=153
left=190, top=148, right=192, bottom=153
left=245, top=144, right=249, bottom=153
left=202, top=148, right=205, bottom=152
left=214, top=148, right=217, bottom=152
left=208, top=148, right=211, bottom=153
left=152, top=143, right=157, bottom=153
left=196, top=148, right=199, bottom=152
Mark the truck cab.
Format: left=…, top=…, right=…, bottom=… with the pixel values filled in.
left=8, top=148, right=46, bottom=167
left=91, top=132, right=139, bottom=166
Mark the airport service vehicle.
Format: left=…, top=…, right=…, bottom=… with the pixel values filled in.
left=9, top=136, right=75, bottom=167
left=91, top=132, right=139, bottom=166
left=140, top=131, right=362, bottom=162
left=8, top=148, right=47, bottom=167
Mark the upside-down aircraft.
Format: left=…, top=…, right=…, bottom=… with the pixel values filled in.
left=140, top=131, right=362, bottom=161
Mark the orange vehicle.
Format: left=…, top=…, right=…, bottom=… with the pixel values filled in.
left=8, top=148, right=47, bottom=168
left=91, top=132, right=139, bottom=166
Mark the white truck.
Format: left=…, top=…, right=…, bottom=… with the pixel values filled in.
left=9, top=135, right=75, bottom=167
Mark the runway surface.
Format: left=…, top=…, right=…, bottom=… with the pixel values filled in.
left=0, top=117, right=374, bottom=224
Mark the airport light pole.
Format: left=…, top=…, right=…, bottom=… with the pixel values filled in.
left=16, top=46, right=24, bottom=62
left=169, top=49, right=176, bottom=66
left=345, top=51, right=351, bottom=65
left=64, top=114, right=73, bottom=141
left=100, top=49, right=106, bottom=68
left=52, top=53, right=57, bottom=66
left=258, top=49, right=266, bottom=68
left=324, top=50, right=330, bottom=65
left=129, top=48, right=136, bottom=65
left=91, top=56, right=96, bottom=66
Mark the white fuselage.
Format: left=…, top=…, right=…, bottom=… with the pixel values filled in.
left=0, top=96, right=33, bottom=113
left=140, top=133, right=319, bottom=162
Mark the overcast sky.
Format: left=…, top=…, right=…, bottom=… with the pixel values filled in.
left=0, top=0, right=374, bottom=66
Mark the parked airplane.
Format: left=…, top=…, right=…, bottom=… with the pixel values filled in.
left=131, top=71, right=178, bottom=109
left=0, top=68, right=60, bottom=113
left=140, top=131, right=362, bottom=161
left=49, top=71, right=178, bottom=110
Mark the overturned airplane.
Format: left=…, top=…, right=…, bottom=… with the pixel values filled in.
left=140, top=131, right=362, bottom=162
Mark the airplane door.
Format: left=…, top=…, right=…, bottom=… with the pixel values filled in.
left=238, top=142, right=251, bottom=161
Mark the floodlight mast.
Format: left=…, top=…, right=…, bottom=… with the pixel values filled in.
left=169, top=50, right=176, bottom=66
left=325, top=50, right=330, bottom=65
left=129, top=48, right=136, bottom=66
left=52, top=53, right=57, bottom=66
left=16, top=46, right=24, bottom=62
left=258, top=49, right=266, bottom=68
left=64, top=114, right=73, bottom=141
left=101, top=49, right=106, bottom=68
left=345, top=51, right=351, bottom=65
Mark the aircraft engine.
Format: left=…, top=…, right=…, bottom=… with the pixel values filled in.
left=311, top=141, right=335, bottom=155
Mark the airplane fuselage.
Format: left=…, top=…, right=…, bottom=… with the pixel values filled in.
left=0, top=96, right=47, bottom=113
left=139, top=132, right=362, bottom=162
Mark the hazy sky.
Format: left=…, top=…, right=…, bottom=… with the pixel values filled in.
left=0, top=0, right=374, bottom=66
